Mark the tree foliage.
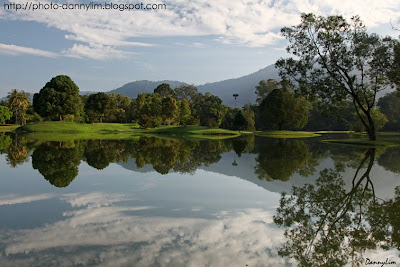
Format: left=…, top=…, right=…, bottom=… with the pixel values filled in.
left=32, top=141, right=83, bottom=187
left=378, top=92, right=400, bottom=131
left=260, top=88, right=309, bottom=130
left=174, top=84, right=199, bottom=101
left=387, top=42, right=400, bottom=95
left=352, top=108, right=388, bottom=132
left=255, top=79, right=279, bottom=104
left=0, top=106, right=12, bottom=124
left=85, top=92, right=112, bottom=123
left=233, top=110, right=246, bottom=131
left=7, top=89, right=30, bottom=125
left=276, top=13, right=398, bottom=140
left=33, top=75, right=84, bottom=121
left=192, top=93, right=227, bottom=127
left=154, top=83, right=174, bottom=97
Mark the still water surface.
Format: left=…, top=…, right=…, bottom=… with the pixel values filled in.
left=0, top=134, right=399, bottom=266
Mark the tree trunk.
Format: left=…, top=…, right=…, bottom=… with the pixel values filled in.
left=352, top=101, right=376, bottom=141
left=365, top=112, right=376, bottom=141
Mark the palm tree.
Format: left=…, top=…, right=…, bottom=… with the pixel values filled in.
left=7, top=89, right=30, bottom=125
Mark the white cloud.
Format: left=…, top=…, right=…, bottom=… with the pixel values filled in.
left=2, top=0, right=399, bottom=58
left=62, top=43, right=137, bottom=60
left=0, top=43, right=58, bottom=58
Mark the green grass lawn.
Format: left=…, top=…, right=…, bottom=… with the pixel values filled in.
left=17, top=122, right=240, bottom=141
left=0, top=125, right=20, bottom=132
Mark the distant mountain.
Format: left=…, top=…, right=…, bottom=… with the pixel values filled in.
left=108, top=65, right=280, bottom=107
left=198, top=64, right=279, bottom=107
left=80, top=91, right=97, bottom=96
left=108, top=80, right=187, bottom=98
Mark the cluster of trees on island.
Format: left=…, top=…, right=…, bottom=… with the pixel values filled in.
left=1, top=13, right=399, bottom=139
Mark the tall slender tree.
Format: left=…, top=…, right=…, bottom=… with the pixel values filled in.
left=7, top=89, right=30, bottom=125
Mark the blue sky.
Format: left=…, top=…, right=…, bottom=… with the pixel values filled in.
left=0, top=0, right=399, bottom=97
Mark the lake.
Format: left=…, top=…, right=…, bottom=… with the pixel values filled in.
left=0, top=134, right=399, bottom=266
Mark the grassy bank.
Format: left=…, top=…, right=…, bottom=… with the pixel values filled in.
left=322, top=138, right=400, bottom=147
left=17, top=122, right=240, bottom=141
left=255, top=130, right=322, bottom=138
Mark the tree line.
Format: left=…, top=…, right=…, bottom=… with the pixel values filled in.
left=0, top=75, right=257, bottom=131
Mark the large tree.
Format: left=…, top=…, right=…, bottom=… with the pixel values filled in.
left=162, top=96, right=179, bottom=125
left=260, top=88, right=309, bottom=130
left=33, top=75, right=84, bottom=121
left=154, top=83, right=174, bottom=97
left=276, top=13, right=398, bottom=140
left=174, top=84, right=199, bottom=102
left=192, top=93, right=227, bottom=127
left=85, top=92, right=112, bottom=123
left=255, top=79, right=279, bottom=104
left=7, top=89, right=30, bottom=125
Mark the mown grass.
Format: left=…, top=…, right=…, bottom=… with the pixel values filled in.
left=0, top=125, right=20, bottom=132
left=17, top=122, right=240, bottom=141
left=255, top=130, right=322, bottom=138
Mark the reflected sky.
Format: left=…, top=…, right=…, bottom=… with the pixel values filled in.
left=0, top=135, right=400, bottom=266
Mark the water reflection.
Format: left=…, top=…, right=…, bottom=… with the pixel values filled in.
left=1, top=134, right=400, bottom=266
left=274, top=148, right=400, bottom=266
left=32, top=141, right=84, bottom=187
left=2, top=134, right=400, bottom=189
left=0, top=191, right=290, bottom=266
left=254, top=139, right=318, bottom=181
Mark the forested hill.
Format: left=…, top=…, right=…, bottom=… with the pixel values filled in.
left=108, top=64, right=280, bottom=107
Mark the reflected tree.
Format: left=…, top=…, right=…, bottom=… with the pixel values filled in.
left=255, top=139, right=316, bottom=181
left=32, top=141, right=84, bottom=187
left=274, top=148, right=400, bottom=266
left=6, top=135, right=31, bottom=168
left=377, top=147, right=400, bottom=174
left=84, top=140, right=131, bottom=170
left=0, top=133, right=12, bottom=151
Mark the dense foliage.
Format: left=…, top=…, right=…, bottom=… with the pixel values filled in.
left=7, top=89, right=30, bottom=125
left=276, top=13, right=398, bottom=140
left=33, top=75, right=84, bottom=121
left=260, top=88, right=310, bottom=130
left=0, top=106, right=12, bottom=124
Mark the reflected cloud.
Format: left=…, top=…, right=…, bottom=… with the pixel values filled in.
left=0, top=193, right=55, bottom=206
left=0, top=192, right=292, bottom=266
